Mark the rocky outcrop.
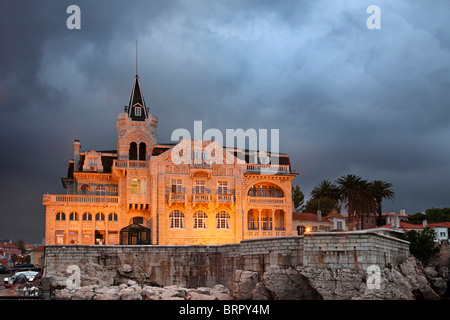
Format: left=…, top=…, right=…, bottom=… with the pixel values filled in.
left=49, top=255, right=447, bottom=300
left=229, top=255, right=443, bottom=300
left=263, top=266, right=322, bottom=300
left=54, top=283, right=233, bottom=301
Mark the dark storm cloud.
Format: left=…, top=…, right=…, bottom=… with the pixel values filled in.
left=1, top=0, right=450, bottom=242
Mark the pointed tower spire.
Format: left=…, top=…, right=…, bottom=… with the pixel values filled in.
left=127, top=75, right=149, bottom=121
left=136, top=39, right=138, bottom=76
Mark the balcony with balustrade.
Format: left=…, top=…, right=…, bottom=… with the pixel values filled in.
left=42, top=194, right=119, bottom=206
left=215, top=193, right=234, bottom=204
left=245, top=208, right=287, bottom=239
left=112, top=160, right=149, bottom=170
left=245, top=164, right=290, bottom=175
left=167, top=193, right=187, bottom=207
left=247, top=183, right=286, bottom=206
left=192, top=193, right=211, bottom=204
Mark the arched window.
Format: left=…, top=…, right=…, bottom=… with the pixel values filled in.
left=129, top=142, right=137, bottom=160
left=139, top=142, right=146, bottom=161
left=69, top=212, right=78, bottom=221
left=131, top=178, right=139, bottom=195
left=95, top=212, right=105, bottom=221
left=193, top=210, right=208, bottom=229
left=216, top=211, right=230, bottom=229
left=83, top=212, right=92, bottom=221
left=108, top=213, right=118, bottom=221
left=56, top=212, right=66, bottom=221
left=80, top=184, right=90, bottom=195
left=248, top=183, right=284, bottom=198
left=169, top=210, right=184, bottom=228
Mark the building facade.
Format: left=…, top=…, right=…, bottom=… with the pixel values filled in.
left=43, top=75, right=297, bottom=245
left=292, top=210, right=347, bottom=235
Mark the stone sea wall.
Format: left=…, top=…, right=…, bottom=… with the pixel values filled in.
left=44, top=231, right=409, bottom=291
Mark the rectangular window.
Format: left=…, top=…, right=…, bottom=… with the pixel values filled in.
left=172, top=179, right=182, bottom=193
left=55, top=231, right=65, bottom=245
left=135, top=107, right=141, bottom=116
left=195, top=180, right=206, bottom=194
left=131, top=178, right=139, bottom=195
left=140, top=178, right=147, bottom=195
left=218, top=181, right=228, bottom=194
left=95, top=185, right=106, bottom=196
left=337, top=221, right=343, bottom=230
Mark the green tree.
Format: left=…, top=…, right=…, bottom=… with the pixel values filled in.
left=14, top=238, right=26, bottom=255
left=369, top=180, right=395, bottom=226
left=408, top=212, right=426, bottom=224
left=408, top=208, right=450, bottom=224
left=292, top=185, right=305, bottom=212
left=403, top=228, right=440, bottom=266
left=423, top=207, right=450, bottom=223
left=304, top=196, right=340, bottom=215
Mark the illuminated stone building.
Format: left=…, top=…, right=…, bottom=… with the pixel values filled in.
left=43, top=74, right=297, bottom=245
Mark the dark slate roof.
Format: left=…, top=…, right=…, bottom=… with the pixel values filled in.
left=151, top=143, right=177, bottom=156
left=67, top=152, right=118, bottom=177
left=127, top=75, right=149, bottom=121
left=233, top=150, right=291, bottom=166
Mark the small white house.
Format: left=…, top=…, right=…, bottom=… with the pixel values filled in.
left=428, top=222, right=450, bottom=242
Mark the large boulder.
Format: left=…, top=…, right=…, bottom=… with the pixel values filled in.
left=211, top=284, right=233, bottom=300
left=93, top=287, right=121, bottom=300
left=233, top=270, right=259, bottom=300
left=263, top=265, right=322, bottom=300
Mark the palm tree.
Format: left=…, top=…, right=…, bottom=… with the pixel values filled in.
left=369, top=180, right=395, bottom=226
left=311, top=180, right=340, bottom=200
left=335, top=174, right=377, bottom=229
left=309, top=180, right=340, bottom=215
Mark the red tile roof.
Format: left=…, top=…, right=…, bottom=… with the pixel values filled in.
left=378, top=221, right=425, bottom=230
left=326, top=210, right=346, bottom=220
left=293, top=212, right=322, bottom=222
left=427, top=222, right=450, bottom=228
left=292, top=211, right=346, bottom=222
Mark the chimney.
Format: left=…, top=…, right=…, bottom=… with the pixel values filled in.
left=394, top=216, right=400, bottom=229
left=422, top=219, right=428, bottom=228
left=317, top=210, right=322, bottom=222
left=73, top=139, right=81, bottom=171
left=400, top=208, right=406, bottom=216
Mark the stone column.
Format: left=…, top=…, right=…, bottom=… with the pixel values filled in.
left=272, top=209, right=275, bottom=237
left=258, top=209, right=262, bottom=236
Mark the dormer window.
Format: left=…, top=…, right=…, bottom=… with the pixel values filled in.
left=89, top=158, right=97, bottom=167
left=135, top=106, right=142, bottom=116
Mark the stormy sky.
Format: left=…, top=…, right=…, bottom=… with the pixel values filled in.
left=1, top=0, right=449, bottom=243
